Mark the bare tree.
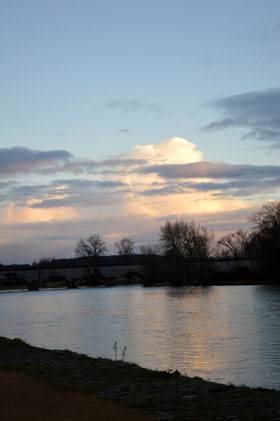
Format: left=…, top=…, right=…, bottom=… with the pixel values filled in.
left=160, top=220, right=213, bottom=260
left=75, top=234, right=107, bottom=266
left=159, top=220, right=213, bottom=284
left=140, top=243, right=162, bottom=285
left=114, top=238, right=134, bottom=257
left=249, top=201, right=280, bottom=276
left=39, top=256, right=55, bottom=264
left=33, top=256, right=55, bottom=267
left=217, top=229, right=252, bottom=259
left=140, top=243, right=161, bottom=255
left=250, top=201, right=280, bottom=231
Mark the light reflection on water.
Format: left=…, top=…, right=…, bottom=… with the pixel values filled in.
left=1, top=285, right=280, bottom=389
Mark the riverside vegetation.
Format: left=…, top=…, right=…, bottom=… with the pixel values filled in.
left=2, top=201, right=280, bottom=289
left=1, top=337, right=280, bottom=420
left=73, top=201, right=280, bottom=286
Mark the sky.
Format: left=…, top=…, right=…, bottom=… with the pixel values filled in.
left=0, top=0, right=280, bottom=263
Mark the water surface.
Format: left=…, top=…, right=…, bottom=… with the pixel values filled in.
left=1, top=285, right=280, bottom=389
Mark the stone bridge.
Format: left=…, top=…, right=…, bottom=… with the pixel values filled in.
left=211, top=258, right=260, bottom=272
left=0, top=263, right=145, bottom=290
left=0, top=257, right=261, bottom=290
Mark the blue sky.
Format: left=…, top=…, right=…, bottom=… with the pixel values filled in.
left=0, top=1, right=280, bottom=263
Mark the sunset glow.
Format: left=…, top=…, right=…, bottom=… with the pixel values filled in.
left=0, top=1, right=279, bottom=263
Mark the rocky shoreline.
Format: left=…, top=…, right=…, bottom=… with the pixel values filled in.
left=1, top=337, right=280, bottom=420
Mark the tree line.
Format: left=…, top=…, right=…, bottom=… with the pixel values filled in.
left=73, top=201, right=280, bottom=284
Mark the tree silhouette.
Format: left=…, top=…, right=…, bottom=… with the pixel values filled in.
left=160, top=220, right=213, bottom=284
left=250, top=201, right=280, bottom=276
left=114, top=238, right=134, bottom=257
left=217, top=229, right=252, bottom=259
left=160, top=220, right=213, bottom=260
left=75, top=234, right=107, bottom=269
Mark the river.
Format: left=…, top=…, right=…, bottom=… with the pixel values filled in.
left=1, top=284, right=280, bottom=389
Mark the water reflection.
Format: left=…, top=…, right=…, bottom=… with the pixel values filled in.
left=1, top=285, right=280, bottom=389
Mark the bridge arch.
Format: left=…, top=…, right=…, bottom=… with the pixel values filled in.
left=229, top=266, right=255, bottom=282
left=79, top=271, right=106, bottom=287
left=231, top=265, right=253, bottom=273
left=40, top=273, right=71, bottom=289
left=0, top=273, right=29, bottom=290
left=123, top=271, right=144, bottom=283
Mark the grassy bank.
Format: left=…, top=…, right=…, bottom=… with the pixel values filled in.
left=1, top=337, right=280, bottom=420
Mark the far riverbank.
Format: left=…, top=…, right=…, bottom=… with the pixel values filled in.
left=1, top=277, right=279, bottom=292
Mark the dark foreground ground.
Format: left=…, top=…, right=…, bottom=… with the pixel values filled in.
left=0, top=371, right=155, bottom=421
left=1, top=337, right=280, bottom=420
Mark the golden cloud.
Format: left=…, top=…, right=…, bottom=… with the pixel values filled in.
left=5, top=202, right=77, bottom=224
left=121, top=136, right=203, bottom=165
left=103, top=137, right=250, bottom=219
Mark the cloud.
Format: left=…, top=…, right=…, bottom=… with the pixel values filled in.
left=139, top=161, right=280, bottom=198
left=30, top=199, right=72, bottom=209
left=30, top=234, right=78, bottom=241
left=41, top=158, right=99, bottom=175
left=105, top=99, right=163, bottom=114
left=2, top=139, right=279, bottom=218
left=96, top=138, right=249, bottom=219
left=42, top=157, right=149, bottom=176
left=94, top=180, right=127, bottom=188
left=40, top=137, right=201, bottom=177
left=101, top=158, right=147, bottom=167
left=118, top=128, right=130, bottom=134
left=28, top=182, right=128, bottom=209
left=120, top=137, right=203, bottom=165
left=0, top=181, right=18, bottom=189
left=4, top=202, right=77, bottom=224
left=0, top=147, right=72, bottom=176
left=1, top=204, right=259, bottom=264
left=141, top=185, right=182, bottom=196
left=51, top=179, right=95, bottom=189
left=2, top=137, right=279, bottom=263
left=204, top=88, right=280, bottom=146
left=140, top=161, right=280, bottom=179
left=1, top=138, right=199, bottom=179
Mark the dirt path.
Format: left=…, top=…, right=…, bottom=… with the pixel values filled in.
left=0, top=371, right=156, bottom=421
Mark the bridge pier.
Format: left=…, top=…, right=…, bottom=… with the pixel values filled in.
left=67, top=278, right=79, bottom=289
left=28, top=281, right=39, bottom=291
